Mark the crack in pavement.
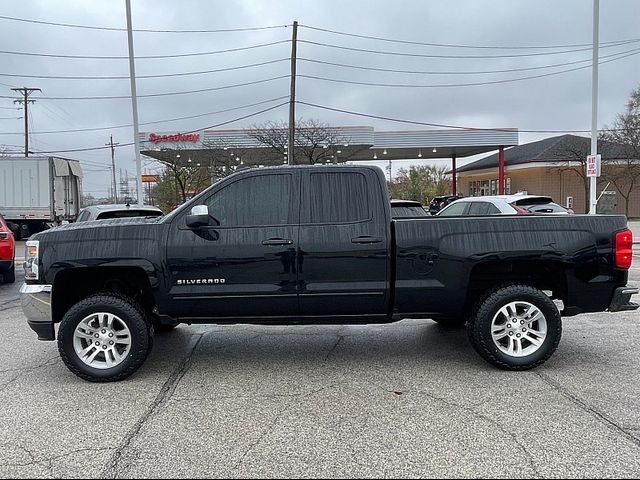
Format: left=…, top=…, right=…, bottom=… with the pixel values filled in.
left=230, top=382, right=342, bottom=474
left=325, top=334, right=344, bottom=361
left=0, top=355, right=59, bottom=394
left=379, top=385, right=542, bottom=478
left=0, top=446, right=114, bottom=472
left=535, top=371, right=640, bottom=449
left=100, top=332, right=205, bottom=479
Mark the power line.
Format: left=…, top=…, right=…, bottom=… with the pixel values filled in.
left=0, top=14, right=290, bottom=33
left=299, top=46, right=640, bottom=75
left=298, top=39, right=638, bottom=59
left=0, top=40, right=289, bottom=60
left=298, top=48, right=640, bottom=88
left=299, top=24, right=640, bottom=50
left=0, top=58, right=290, bottom=80
left=28, top=101, right=288, bottom=154
left=295, top=100, right=633, bottom=134
left=0, top=96, right=289, bottom=135
left=0, top=76, right=289, bottom=101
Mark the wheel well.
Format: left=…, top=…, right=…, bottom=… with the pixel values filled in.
left=52, top=267, right=155, bottom=323
left=466, top=260, right=567, bottom=312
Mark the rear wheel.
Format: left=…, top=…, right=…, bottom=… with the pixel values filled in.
left=58, top=294, right=152, bottom=382
left=467, top=284, right=562, bottom=370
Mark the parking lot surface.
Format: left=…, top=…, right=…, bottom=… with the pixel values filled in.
left=0, top=246, right=639, bottom=478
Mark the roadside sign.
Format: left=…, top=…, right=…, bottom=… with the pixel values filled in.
left=586, top=154, right=601, bottom=177
left=141, top=174, right=160, bottom=183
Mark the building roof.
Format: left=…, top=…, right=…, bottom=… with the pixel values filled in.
left=456, top=134, right=634, bottom=174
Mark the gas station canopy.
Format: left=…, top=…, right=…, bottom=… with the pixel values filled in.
left=140, top=126, right=518, bottom=167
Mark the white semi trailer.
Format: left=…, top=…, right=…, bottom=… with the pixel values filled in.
left=0, top=156, right=83, bottom=239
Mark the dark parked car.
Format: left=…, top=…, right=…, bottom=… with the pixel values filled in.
left=20, top=165, right=637, bottom=382
left=390, top=199, right=429, bottom=218
left=429, top=195, right=463, bottom=215
left=76, top=204, right=163, bottom=222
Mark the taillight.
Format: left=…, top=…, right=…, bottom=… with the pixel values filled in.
left=511, top=204, right=531, bottom=215
left=615, top=229, right=633, bottom=269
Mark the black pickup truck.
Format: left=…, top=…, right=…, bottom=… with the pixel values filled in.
left=20, top=165, right=637, bottom=382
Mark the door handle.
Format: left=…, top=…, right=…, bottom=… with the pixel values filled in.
left=351, top=236, right=383, bottom=244
left=262, top=238, right=294, bottom=246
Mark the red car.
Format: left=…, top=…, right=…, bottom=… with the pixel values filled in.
left=0, top=213, right=16, bottom=283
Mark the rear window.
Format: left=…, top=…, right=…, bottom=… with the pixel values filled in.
left=391, top=206, right=429, bottom=218
left=96, top=210, right=162, bottom=220
left=308, top=172, right=370, bottom=223
left=519, top=202, right=568, bottom=214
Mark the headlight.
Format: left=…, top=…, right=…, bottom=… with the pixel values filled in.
left=24, top=240, right=39, bottom=280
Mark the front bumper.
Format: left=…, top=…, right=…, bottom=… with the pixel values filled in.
left=609, top=285, right=639, bottom=313
left=20, top=283, right=54, bottom=341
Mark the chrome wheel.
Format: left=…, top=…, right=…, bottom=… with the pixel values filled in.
left=72, top=313, right=132, bottom=369
left=491, top=301, right=547, bottom=358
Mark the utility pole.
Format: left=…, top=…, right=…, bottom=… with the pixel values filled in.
left=11, top=87, right=41, bottom=157
left=288, top=21, right=298, bottom=165
left=106, top=135, right=120, bottom=203
left=589, top=0, right=600, bottom=215
left=125, top=0, right=144, bottom=206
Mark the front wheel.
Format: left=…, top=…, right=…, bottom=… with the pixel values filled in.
left=58, top=294, right=152, bottom=382
left=467, top=284, right=562, bottom=370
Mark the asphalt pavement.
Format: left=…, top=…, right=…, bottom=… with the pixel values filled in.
left=0, top=248, right=639, bottom=478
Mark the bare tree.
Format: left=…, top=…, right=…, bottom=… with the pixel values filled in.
left=153, top=143, right=213, bottom=204
left=389, top=165, right=451, bottom=204
left=552, top=138, right=592, bottom=213
left=599, top=85, right=640, bottom=216
left=246, top=119, right=360, bottom=165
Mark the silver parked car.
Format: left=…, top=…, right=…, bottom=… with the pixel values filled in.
left=437, top=195, right=573, bottom=216
left=75, top=204, right=164, bottom=222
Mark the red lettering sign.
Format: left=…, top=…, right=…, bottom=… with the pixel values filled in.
left=148, top=133, right=200, bottom=143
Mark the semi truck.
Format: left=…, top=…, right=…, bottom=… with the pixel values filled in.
left=0, top=156, right=82, bottom=239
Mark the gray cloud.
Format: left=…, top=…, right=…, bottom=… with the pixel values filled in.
left=0, top=0, right=638, bottom=196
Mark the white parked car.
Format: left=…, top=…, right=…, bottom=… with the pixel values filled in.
left=76, top=204, right=164, bottom=222
left=437, top=195, right=573, bottom=216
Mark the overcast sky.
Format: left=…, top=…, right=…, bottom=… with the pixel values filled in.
left=1, top=0, right=639, bottom=197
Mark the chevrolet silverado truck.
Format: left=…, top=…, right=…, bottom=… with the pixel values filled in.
left=20, top=165, right=638, bottom=382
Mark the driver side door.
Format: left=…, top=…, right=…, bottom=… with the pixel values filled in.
left=165, top=170, right=301, bottom=320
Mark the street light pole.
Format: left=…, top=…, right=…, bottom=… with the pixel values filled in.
left=589, top=0, right=599, bottom=215
left=125, top=0, right=144, bottom=207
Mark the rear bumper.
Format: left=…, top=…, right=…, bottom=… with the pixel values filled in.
left=20, top=283, right=54, bottom=341
left=609, top=285, right=639, bottom=313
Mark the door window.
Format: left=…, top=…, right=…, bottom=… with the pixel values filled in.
left=307, top=172, right=370, bottom=223
left=438, top=201, right=468, bottom=216
left=205, top=174, right=295, bottom=226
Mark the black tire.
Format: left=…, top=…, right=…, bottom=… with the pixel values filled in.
left=58, top=294, right=152, bottom=382
left=3, top=264, right=15, bottom=284
left=467, top=284, right=562, bottom=371
left=432, top=317, right=467, bottom=328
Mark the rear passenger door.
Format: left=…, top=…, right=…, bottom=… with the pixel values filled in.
left=297, top=169, right=390, bottom=317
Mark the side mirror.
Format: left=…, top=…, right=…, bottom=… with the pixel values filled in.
left=186, top=205, right=211, bottom=229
